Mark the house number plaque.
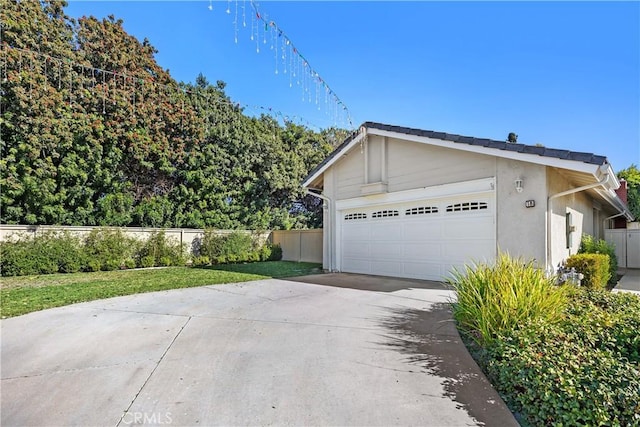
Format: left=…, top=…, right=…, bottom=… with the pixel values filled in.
left=525, top=200, right=536, bottom=208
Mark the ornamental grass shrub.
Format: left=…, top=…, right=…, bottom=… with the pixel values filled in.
left=449, top=253, right=569, bottom=346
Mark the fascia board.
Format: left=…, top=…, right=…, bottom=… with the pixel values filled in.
left=594, top=187, right=635, bottom=221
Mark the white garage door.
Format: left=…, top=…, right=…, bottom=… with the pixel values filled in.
left=340, top=193, right=495, bottom=281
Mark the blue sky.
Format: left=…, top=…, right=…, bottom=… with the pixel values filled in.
left=65, top=1, right=639, bottom=172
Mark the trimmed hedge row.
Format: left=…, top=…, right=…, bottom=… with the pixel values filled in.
left=565, top=253, right=610, bottom=290
left=193, top=230, right=282, bottom=266
left=483, top=289, right=640, bottom=426
left=452, top=254, right=640, bottom=426
left=0, top=229, right=282, bottom=276
left=578, top=234, right=618, bottom=285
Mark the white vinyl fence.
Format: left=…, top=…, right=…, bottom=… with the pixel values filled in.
left=605, top=224, right=640, bottom=269
left=270, top=229, right=323, bottom=263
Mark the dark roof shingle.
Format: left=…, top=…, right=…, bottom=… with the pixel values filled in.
left=303, top=121, right=608, bottom=186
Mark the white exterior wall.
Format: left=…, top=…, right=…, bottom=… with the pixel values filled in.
left=322, top=168, right=336, bottom=271
left=546, top=168, right=595, bottom=269
left=386, top=137, right=495, bottom=192
left=335, top=146, right=365, bottom=200
left=495, top=159, right=547, bottom=266
left=321, top=135, right=619, bottom=276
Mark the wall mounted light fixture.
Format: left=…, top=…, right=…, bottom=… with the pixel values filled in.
left=515, top=178, right=524, bottom=193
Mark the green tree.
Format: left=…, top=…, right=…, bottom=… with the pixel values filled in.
left=618, top=164, right=640, bottom=220
left=1, top=1, right=343, bottom=229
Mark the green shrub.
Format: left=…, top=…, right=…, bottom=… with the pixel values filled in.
left=0, top=231, right=85, bottom=276
left=42, top=231, right=85, bottom=274
left=201, top=230, right=256, bottom=264
left=1, top=238, right=32, bottom=276
left=84, top=228, right=136, bottom=271
left=482, top=289, right=640, bottom=426
left=564, top=289, right=640, bottom=363
left=103, top=259, right=121, bottom=271
left=86, top=259, right=102, bottom=272
left=449, top=253, right=569, bottom=346
left=579, top=234, right=618, bottom=285
left=159, top=256, right=172, bottom=267
left=200, top=230, right=227, bottom=259
left=565, top=253, right=610, bottom=289
left=268, top=243, right=283, bottom=261
left=140, top=255, right=156, bottom=268
left=259, top=243, right=272, bottom=262
left=124, top=258, right=137, bottom=269
left=137, top=230, right=185, bottom=267
left=223, top=232, right=253, bottom=259
left=192, top=255, right=210, bottom=267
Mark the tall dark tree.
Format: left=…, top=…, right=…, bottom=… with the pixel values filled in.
left=1, top=0, right=343, bottom=229
left=618, top=165, right=640, bottom=220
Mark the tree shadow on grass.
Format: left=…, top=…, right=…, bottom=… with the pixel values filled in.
left=376, top=303, right=518, bottom=427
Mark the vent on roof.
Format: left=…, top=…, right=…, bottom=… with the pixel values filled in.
left=406, top=206, right=439, bottom=216
left=344, top=213, right=367, bottom=221
left=372, top=210, right=399, bottom=218
left=446, top=202, right=488, bottom=212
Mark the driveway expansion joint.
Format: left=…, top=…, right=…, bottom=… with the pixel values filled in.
left=116, top=315, right=192, bottom=427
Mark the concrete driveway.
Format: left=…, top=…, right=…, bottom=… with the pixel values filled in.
left=1, top=274, right=518, bottom=427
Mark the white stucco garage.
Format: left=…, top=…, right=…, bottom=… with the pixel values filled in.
left=303, top=122, right=634, bottom=281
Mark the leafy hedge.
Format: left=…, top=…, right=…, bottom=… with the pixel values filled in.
left=452, top=255, right=640, bottom=426
left=0, top=231, right=87, bottom=276
left=0, top=229, right=185, bottom=276
left=579, top=234, right=618, bottom=285
left=199, top=230, right=282, bottom=265
left=0, top=229, right=283, bottom=276
left=565, top=253, right=610, bottom=290
left=482, top=290, right=640, bottom=426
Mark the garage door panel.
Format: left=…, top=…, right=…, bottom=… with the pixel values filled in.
left=342, top=242, right=370, bottom=258
left=403, top=262, right=445, bottom=280
left=372, top=261, right=403, bottom=276
left=340, top=192, right=495, bottom=281
left=342, top=258, right=371, bottom=274
left=371, top=243, right=403, bottom=258
left=403, top=222, right=442, bottom=240
left=343, top=223, right=370, bottom=241
left=371, top=223, right=403, bottom=240
left=442, top=241, right=494, bottom=261
left=402, top=242, right=441, bottom=259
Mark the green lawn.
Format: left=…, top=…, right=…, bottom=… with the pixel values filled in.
left=0, top=261, right=322, bottom=318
